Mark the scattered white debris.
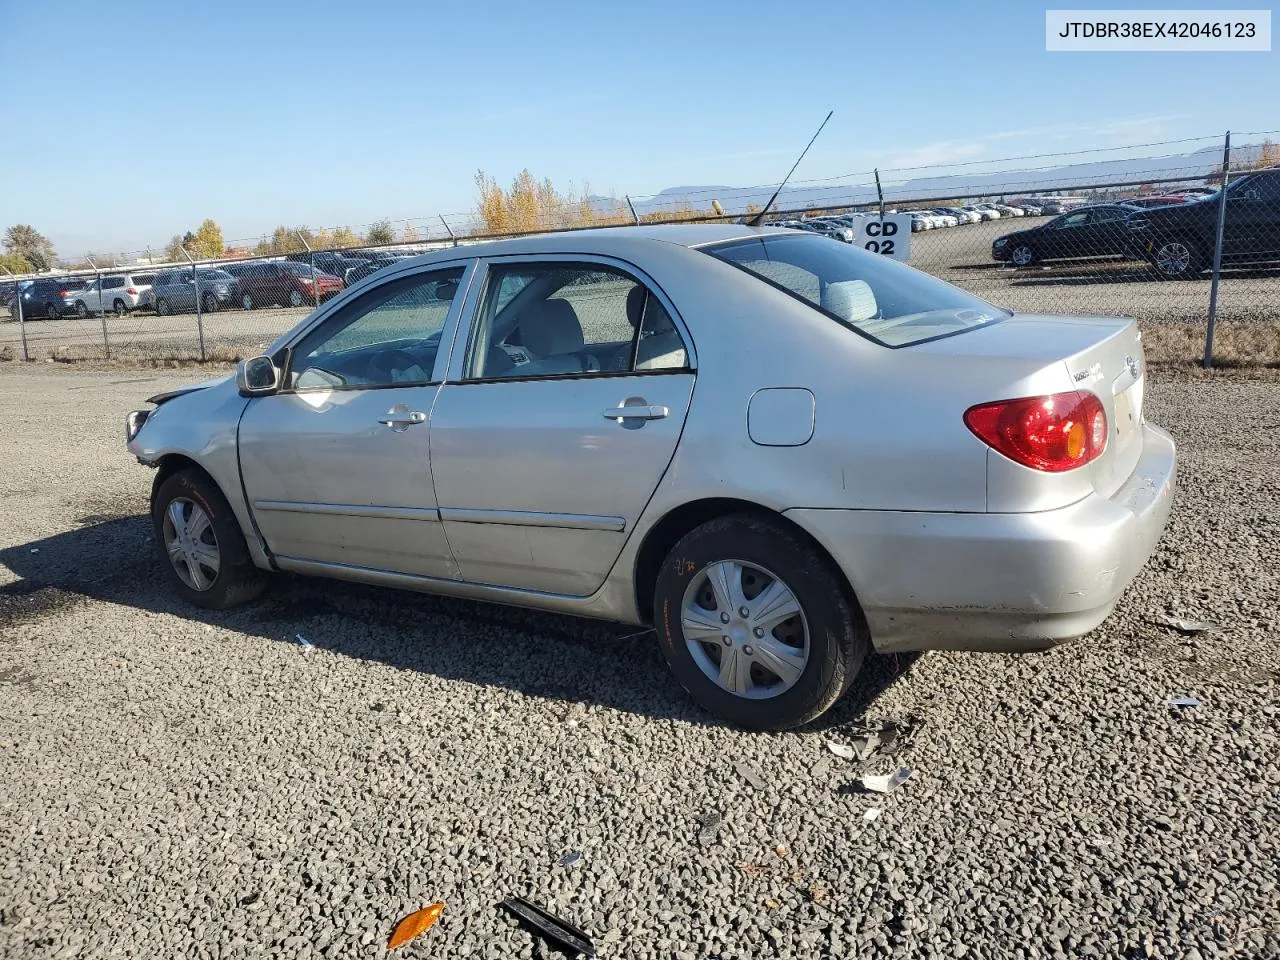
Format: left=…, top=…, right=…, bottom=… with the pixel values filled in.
left=826, top=741, right=857, bottom=761
left=1152, top=614, right=1221, bottom=634
left=858, top=768, right=913, bottom=794
left=863, top=807, right=883, bottom=822
left=295, top=633, right=315, bottom=651
left=1166, top=695, right=1201, bottom=708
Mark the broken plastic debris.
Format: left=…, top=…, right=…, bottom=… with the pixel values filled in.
left=697, top=810, right=722, bottom=844
left=29, top=548, right=39, bottom=554
left=863, top=807, right=883, bottom=822
left=558, top=850, right=583, bottom=868
left=295, top=633, right=315, bottom=650
left=734, top=762, right=766, bottom=790
left=850, top=733, right=881, bottom=762
left=826, top=741, right=857, bottom=761
left=388, top=901, right=444, bottom=949
left=858, top=768, right=913, bottom=794
left=1152, top=614, right=1221, bottom=634
left=1166, top=695, right=1201, bottom=708
left=500, top=896, right=596, bottom=958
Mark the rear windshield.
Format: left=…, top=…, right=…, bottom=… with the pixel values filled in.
left=703, top=233, right=1008, bottom=348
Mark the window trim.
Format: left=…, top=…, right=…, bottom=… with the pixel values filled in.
left=279, top=264, right=472, bottom=395
left=443, top=253, right=696, bottom=385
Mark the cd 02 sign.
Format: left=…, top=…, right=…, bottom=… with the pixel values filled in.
left=855, top=215, right=911, bottom=261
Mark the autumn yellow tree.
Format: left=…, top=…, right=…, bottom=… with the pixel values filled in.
left=190, top=219, right=224, bottom=258
left=473, top=169, right=613, bottom=235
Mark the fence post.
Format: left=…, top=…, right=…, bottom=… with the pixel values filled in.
left=297, top=232, right=318, bottom=308
left=438, top=216, right=457, bottom=247
left=181, top=247, right=206, bottom=361
left=1203, top=131, right=1231, bottom=369
left=2, top=267, right=29, bottom=361
left=85, top=256, right=110, bottom=359
left=874, top=169, right=886, bottom=220
left=625, top=195, right=640, bottom=224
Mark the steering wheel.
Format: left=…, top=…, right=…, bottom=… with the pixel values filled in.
left=366, top=348, right=426, bottom=384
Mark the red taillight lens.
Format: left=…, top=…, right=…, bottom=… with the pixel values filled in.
left=126, top=288, right=137, bottom=296
left=58, top=290, right=71, bottom=298
left=964, top=390, right=1107, bottom=472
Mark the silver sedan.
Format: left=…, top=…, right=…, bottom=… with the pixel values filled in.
left=126, top=225, right=1175, bottom=730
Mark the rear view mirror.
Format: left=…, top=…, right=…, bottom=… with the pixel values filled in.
left=237, top=355, right=280, bottom=396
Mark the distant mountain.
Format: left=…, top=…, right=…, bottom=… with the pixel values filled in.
left=628, top=141, right=1265, bottom=217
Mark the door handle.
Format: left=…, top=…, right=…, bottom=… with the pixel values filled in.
left=603, top=401, right=669, bottom=422
left=377, top=411, right=426, bottom=427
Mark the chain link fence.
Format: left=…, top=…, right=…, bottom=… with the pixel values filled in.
left=3, top=132, right=1277, bottom=368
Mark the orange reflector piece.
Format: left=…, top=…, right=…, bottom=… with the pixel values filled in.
left=389, top=901, right=444, bottom=949
left=1064, top=420, right=1086, bottom=460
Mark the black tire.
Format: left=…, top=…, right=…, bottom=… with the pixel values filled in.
left=1010, top=244, right=1038, bottom=267
left=155, top=297, right=171, bottom=316
left=653, top=513, right=868, bottom=730
left=74, top=301, right=88, bottom=319
left=241, top=292, right=255, bottom=311
left=113, top=298, right=127, bottom=316
left=1151, top=237, right=1204, bottom=280
left=288, top=289, right=305, bottom=308
left=202, top=292, right=219, bottom=313
left=152, top=468, right=268, bottom=610
left=45, top=302, right=59, bottom=319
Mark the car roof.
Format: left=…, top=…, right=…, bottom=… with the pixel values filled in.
left=386, top=224, right=783, bottom=271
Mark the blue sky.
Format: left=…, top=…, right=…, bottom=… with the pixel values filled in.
left=1, top=0, right=1275, bottom=256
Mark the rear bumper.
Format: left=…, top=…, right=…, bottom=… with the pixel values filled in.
left=786, top=423, right=1176, bottom=653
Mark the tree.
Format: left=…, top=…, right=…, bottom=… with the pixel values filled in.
left=366, top=219, right=395, bottom=245
left=4, top=224, right=56, bottom=272
left=472, top=169, right=619, bottom=236
left=331, top=226, right=359, bottom=248
left=0, top=251, right=30, bottom=274
left=190, top=219, right=224, bottom=259
left=164, top=234, right=186, bottom=262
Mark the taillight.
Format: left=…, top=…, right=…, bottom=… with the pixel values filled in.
left=126, top=288, right=138, bottom=296
left=58, top=290, right=71, bottom=298
left=964, top=391, right=1107, bottom=472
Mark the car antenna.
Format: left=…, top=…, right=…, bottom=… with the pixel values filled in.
left=747, top=110, right=834, bottom=227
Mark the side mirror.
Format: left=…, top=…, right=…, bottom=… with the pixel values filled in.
left=237, top=355, right=280, bottom=396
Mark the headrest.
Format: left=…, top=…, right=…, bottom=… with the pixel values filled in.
left=520, top=299, right=584, bottom=356
left=821, top=280, right=878, bottom=325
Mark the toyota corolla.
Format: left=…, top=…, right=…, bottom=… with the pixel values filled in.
left=126, top=225, right=1175, bottom=730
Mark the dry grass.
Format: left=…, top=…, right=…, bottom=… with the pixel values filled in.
left=1141, top=319, right=1280, bottom=374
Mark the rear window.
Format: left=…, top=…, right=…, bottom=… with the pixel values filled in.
left=133, top=274, right=155, bottom=285
left=704, top=233, right=1008, bottom=348
left=281, top=262, right=314, bottom=276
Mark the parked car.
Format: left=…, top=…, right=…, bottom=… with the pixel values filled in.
left=285, top=251, right=372, bottom=285
left=1126, top=169, right=1280, bottom=278
left=7, top=277, right=88, bottom=320
left=803, top=219, right=854, bottom=242
left=125, top=224, right=1175, bottom=730
left=1124, top=196, right=1185, bottom=209
left=992, top=203, right=1141, bottom=267
left=150, top=269, right=242, bottom=315
left=1011, top=201, right=1045, bottom=216
left=937, top=207, right=979, bottom=225
left=67, top=272, right=156, bottom=317
left=982, top=203, right=1023, bottom=218
left=223, top=260, right=344, bottom=309
left=963, top=205, right=999, bottom=222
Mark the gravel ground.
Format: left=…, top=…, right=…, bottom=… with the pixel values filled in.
left=1, top=365, right=1278, bottom=960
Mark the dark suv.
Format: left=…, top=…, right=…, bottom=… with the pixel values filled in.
left=284, top=251, right=371, bottom=285
left=1126, top=169, right=1280, bottom=278
left=8, top=277, right=88, bottom=320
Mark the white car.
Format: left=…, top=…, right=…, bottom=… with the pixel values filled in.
left=965, top=206, right=1000, bottom=222
left=66, top=272, right=156, bottom=317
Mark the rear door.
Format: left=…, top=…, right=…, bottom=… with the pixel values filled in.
left=428, top=256, right=695, bottom=596
left=1083, top=206, right=1130, bottom=257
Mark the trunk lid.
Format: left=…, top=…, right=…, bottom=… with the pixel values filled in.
left=911, top=313, right=1146, bottom=499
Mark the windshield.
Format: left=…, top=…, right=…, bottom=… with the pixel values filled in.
left=704, top=233, right=1008, bottom=347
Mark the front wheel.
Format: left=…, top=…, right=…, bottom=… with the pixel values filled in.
left=1010, top=244, right=1037, bottom=267
left=288, top=289, right=304, bottom=308
left=241, top=292, right=255, bottom=311
left=1153, top=238, right=1203, bottom=279
left=152, top=468, right=268, bottom=610
left=155, top=298, right=171, bottom=316
left=202, top=292, right=219, bottom=313
left=653, top=514, right=868, bottom=730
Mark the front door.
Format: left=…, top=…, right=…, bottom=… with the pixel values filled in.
left=430, top=258, right=695, bottom=596
left=1224, top=171, right=1280, bottom=258
left=238, top=263, right=471, bottom=578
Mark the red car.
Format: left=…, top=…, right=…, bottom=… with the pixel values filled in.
left=223, top=261, right=344, bottom=310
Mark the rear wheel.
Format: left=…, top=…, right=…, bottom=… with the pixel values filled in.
left=241, top=292, right=255, bottom=311
left=288, top=289, right=304, bottom=308
left=1153, top=238, right=1203, bottom=279
left=113, top=298, right=127, bottom=316
left=1010, top=244, right=1037, bottom=267
left=45, top=303, right=59, bottom=319
left=653, top=514, right=867, bottom=730
left=152, top=468, right=268, bottom=610
left=155, top=298, right=171, bottom=316
left=75, top=301, right=88, bottom=319
left=202, top=292, right=219, bottom=313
